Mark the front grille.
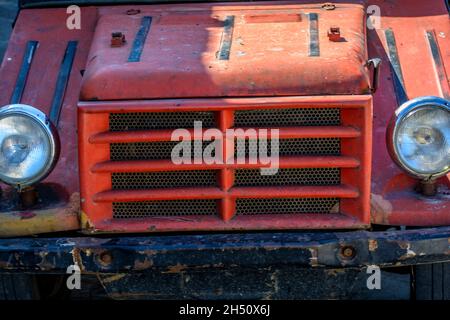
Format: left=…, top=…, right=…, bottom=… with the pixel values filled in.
left=235, top=138, right=341, bottom=157
left=110, top=111, right=215, bottom=131
left=236, top=198, right=340, bottom=215
left=113, top=199, right=218, bottom=218
left=234, top=168, right=341, bottom=187
left=80, top=96, right=371, bottom=232
left=234, top=108, right=340, bottom=127
left=112, top=170, right=218, bottom=190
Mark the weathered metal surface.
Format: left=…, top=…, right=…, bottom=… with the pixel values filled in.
left=426, top=29, right=450, bottom=100
left=217, top=15, right=234, bottom=60
left=308, top=13, right=319, bottom=56
left=0, top=0, right=448, bottom=236
left=384, top=29, right=408, bottom=105
left=0, top=227, right=449, bottom=273
left=0, top=7, right=98, bottom=236
left=9, top=40, right=38, bottom=104
left=49, top=41, right=78, bottom=125
left=367, top=0, right=450, bottom=226
left=127, top=16, right=152, bottom=62
left=0, top=190, right=80, bottom=237
left=96, top=266, right=411, bottom=300
left=80, top=2, right=370, bottom=100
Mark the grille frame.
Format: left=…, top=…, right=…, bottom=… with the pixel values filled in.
left=78, top=95, right=372, bottom=232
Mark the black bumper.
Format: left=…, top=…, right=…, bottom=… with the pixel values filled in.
left=0, top=227, right=449, bottom=273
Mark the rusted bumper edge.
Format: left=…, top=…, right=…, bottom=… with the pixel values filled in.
left=0, top=227, right=449, bottom=273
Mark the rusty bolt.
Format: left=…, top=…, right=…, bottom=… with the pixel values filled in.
left=418, top=180, right=438, bottom=196
left=111, top=32, right=126, bottom=47
left=322, top=3, right=336, bottom=10
left=328, top=27, right=341, bottom=42
left=340, top=246, right=356, bottom=260
left=19, top=186, right=38, bottom=208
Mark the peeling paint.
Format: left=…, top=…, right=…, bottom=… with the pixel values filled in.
left=0, top=192, right=80, bottom=237
left=370, top=193, right=393, bottom=224
left=309, top=248, right=319, bottom=267
left=71, top=248, right=85, bottom=271
left=101, top=273, right=127, bottom=284
left=164, top=263, right=188, bottom=273
left=368, top=239, right=378, bottom=252
left=399, top=243, right=416, bottom=260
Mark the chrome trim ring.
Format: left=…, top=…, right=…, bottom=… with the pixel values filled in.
left=386, top=96, right=450, bottom=180
left=0, top=104, right=60, bottom=188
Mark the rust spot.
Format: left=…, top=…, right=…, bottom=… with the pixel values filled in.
left=368, top=239, right=378, bottom=251
left=326, top=269, right=346, bottom=277
left=165, top=263, right=188, bottom=273
left=71, top=248, right=85, bottom=271
left=340, top=246, right=356, bottom=259
left=370, top=193, right=393, bottom=224
left=101, top=273, right=126, bottom=284
left=80, top=210, right=94, bottom=230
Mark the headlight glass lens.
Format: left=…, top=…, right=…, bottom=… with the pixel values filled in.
left=0, top=105, right=57, bottom=186
left=391, top=97, right=450, bottom=178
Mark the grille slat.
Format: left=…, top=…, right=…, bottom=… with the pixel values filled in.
left=110, top=111, right=216, bottom=131
left=113, top=199, right=218, bottom=218
left=112, top=170, right=217, bottom=190
left=234, top=108, right=340, bottom=127
left=236, top=198, right=340, bottom=215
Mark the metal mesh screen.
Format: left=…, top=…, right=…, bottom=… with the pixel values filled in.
left=235, top=138, right=341, bottom=157
left=110, top=140, right=215, bottom=161
left=236, top=198, right=340, bottom=215
left=234, top=108, right=340, bottom=127
left=112, top=170, right=218, bottom=190
left=109, top=111, right=216, bottom=131
left=113, top=199, right=218, bottom=218
left=234, top=168, right=341, bottom=187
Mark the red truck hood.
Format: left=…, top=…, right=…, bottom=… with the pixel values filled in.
left=80, top=3, right=370, bottom=100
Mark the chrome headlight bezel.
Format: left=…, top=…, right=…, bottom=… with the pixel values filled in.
left=386, top=96, right=450, bottom=180
left=0, top=104, right=60, bottom=188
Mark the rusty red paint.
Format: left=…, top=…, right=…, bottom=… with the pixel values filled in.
left=0, top=1, right=448, bottom=236
left=80, top=3, right=370, bottom=100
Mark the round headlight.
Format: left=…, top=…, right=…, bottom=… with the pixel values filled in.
left=387, top=96, right=450, bottom=180
left=0, top=104, right=59, bottom=188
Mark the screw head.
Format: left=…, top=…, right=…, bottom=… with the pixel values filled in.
left=322, top=3, right=336, bottom=10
